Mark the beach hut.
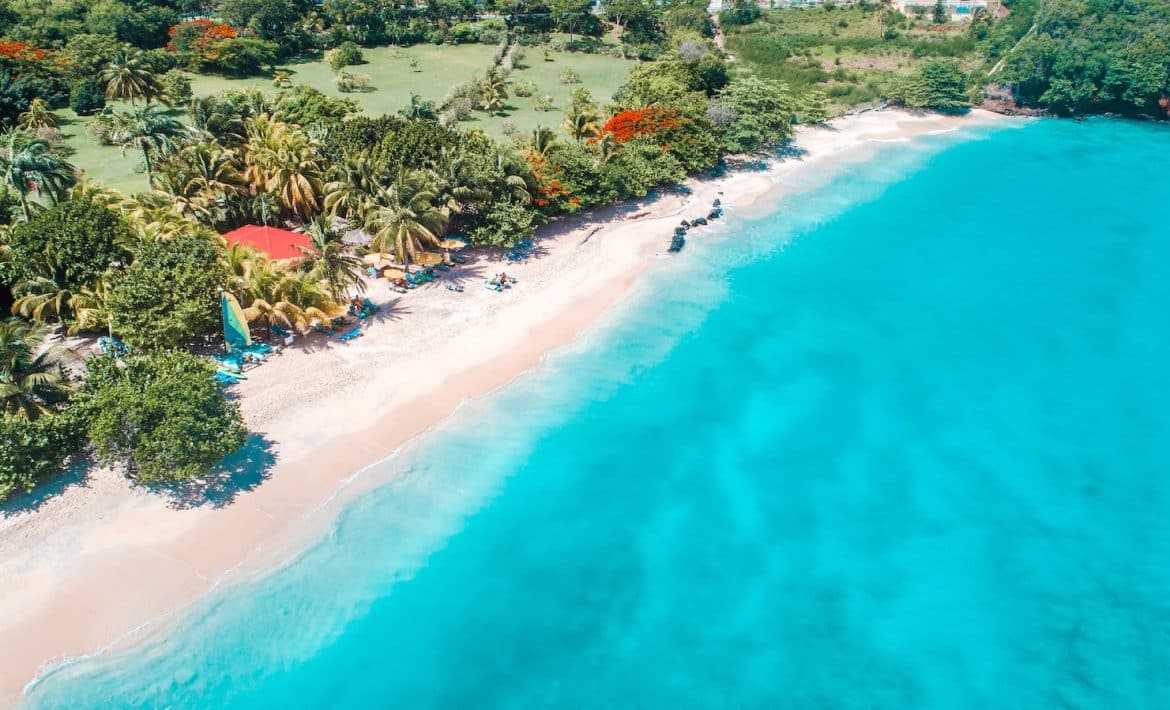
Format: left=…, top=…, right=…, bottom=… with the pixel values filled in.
left=222, top=225, right=311, bottom=260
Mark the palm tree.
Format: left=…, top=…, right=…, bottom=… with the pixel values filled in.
left=493, top=148, right=534, bottom=204
left=239, top=260, right=338, bottom=338
left=481, top=71, right=508, bottom=115
left=0, top=318, right=70, bottom=419
left=12, top=254, right=86, bottom=326
left=18, top=98, right=58, bottom=131
left=528, top=126, right=559, bottom=157
left=359, top=169, right=447, bottom=267
left=323, top=152, right=378, bottom=218
left=154, top=142, right=244, bottom=223
left=109, top=105, right=188, bottom=189
left=188, top=96, right=248, bottom=146
left=0, top=131, right=77, bottom=221
left=243, top=116, right=323, bottom=218
left=561, top=102, right=602, bottom=143
left=297, top=217, right=367, bottom=302
left=100, top=50, right=161, bottom=105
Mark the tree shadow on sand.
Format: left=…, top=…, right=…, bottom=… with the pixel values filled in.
left=153, top=434, right=277, bottom=510
left=0, top=460, right=93, bottom=519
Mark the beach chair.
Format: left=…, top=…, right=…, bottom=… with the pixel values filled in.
left=435, top=262, right=451, bottom=271
left=338, top=325, right=363, bottom=342
left=444, top=282, right=464, bottom=292
left=98, top=336, right=130, bottom=356
left=270, top=325, right=295, bottom=345
left=484, top=279, right=502, bottom=292
left=362, top=298, right=381, bottom=313
left=213, top=353, right=244, bottom=372
left=313, top=322, right=336, bottom=336
left=406, top=273, right=425, bottom=286
left=214, top=370, right=241, bottom=386
left=421, top=267, right=439, bottom=279
left=245, top=342, right=276, bottom=358
left=451, top=253, right=467, bottom=264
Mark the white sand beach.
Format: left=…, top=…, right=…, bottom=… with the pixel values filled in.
left=0, top=108, right=1007, bottom=704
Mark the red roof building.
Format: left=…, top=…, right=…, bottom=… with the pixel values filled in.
left=222, top=225, right=310, bottom=260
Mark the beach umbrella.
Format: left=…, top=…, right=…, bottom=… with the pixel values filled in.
left=221, top=291, right=252, bottom=352
left=363, top=253, right=394, bottom=268
left=438, top=238, right=468, bottom=251
left=415, top=252, right=444, bottom=266
left=382, top=268, right=406, bottom=281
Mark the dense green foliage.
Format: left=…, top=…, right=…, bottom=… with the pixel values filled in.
left=107, top=234, right=230, bottom=349
left=996, top=0, right=1170, bottom=116
left=69, top=77, right=106, bottom=115
left=889, top=58, right=970, bottom=110
left=0, top=412, right=81, bottom=500
left=1, top=200, right=130, bottom=292
left=77, top=350, right=247, bottom=483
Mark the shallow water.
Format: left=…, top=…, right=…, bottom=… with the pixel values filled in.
left=27, top=118, right=1170, bottom=708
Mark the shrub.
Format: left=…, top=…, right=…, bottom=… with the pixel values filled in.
left=108, top=233, right=229, bottom=349
left=0, top=414, right=82, bottom=502
left=449, top=96, right=474, bottom=120
left=85, top=112, right=117, bottom=145
left=513, top=79, right=537, bottom=97
left=328, top=41, right=364, bottom=72
left=3, top=200, right=130, bottom=291
left=887, top=58, right=969, bottom=109
left=335, top=71, right=372, bottom=93
left=720, top=0, right=762, bottom=26
left=533, top=94, right=555, bottom=111
left=559, top=69, right=582, bottom=84
left=77, top=350, right=248, bottom=484
left=69, top=78, right=106, bottom=116
left=195, top=38, right=278, bottom=76
left=450, top=23, right=479, bottom=44
left=159, top=70, right=192, bottom=105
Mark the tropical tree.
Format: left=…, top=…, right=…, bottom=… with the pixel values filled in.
left=100, top=51, right=162, bottom=105
left=482, top=71, right=509, bottom=115
left=109, top=105, right=189, bottom=188
left=243, top=115, right=323, bottom=218
left=561, top=100, right=602, bottom=142
left=77, top=350, right=247, bottom=483
left=18, top=99, right=57, bottom=131
left=527, top=126, right=559, bottom=157
left=11, top=257, right=90, bottom=328
left=297, top=217, right=366, bottom=302
left=155, top=143, right=245, bottom=223
left=359, top=169, right=447, bottom=266
left=0, top=131, right=77, bottom=221
left=107, top=233, right=230, bottom=349
left=322, top=152, right=379, bottom=218
left=238, top=259, right=338, bottom=337
left=0, top=318, right=70, bottom=419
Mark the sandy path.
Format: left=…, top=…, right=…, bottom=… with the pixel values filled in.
left=0, top=109, right=1008, bottom=705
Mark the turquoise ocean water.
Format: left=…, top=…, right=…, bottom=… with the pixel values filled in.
left=26, top=118, right=1170, bottom=708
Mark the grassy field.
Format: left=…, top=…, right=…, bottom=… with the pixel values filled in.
left=462, top=50, right=637, bottom=139
left=57, top=44, right=636, bottom=194
left=725, top=6, right=982, bottom=112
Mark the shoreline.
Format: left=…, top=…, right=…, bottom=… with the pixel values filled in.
left=0, top=108, right=1010, bottom=704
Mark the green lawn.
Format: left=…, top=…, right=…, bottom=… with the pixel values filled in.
left=187, top=44, right=500, bottom=114
left=466, top=50, right=638, bottom=139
